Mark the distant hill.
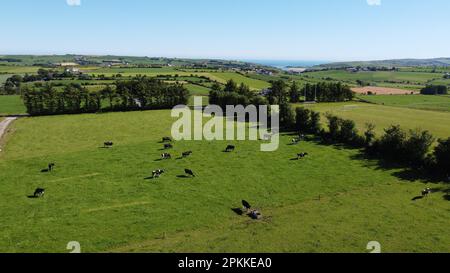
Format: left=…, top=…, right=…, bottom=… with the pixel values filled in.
left=0, top=54, right=269, bottom=70
left=315, top=58, right=450, bottom=69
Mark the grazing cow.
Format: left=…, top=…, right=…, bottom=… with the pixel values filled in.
left=104, top=141, right=114, bottom=148
left=242, top=200, right=251, bottom=211
left=292, top=138, right=300, bottom=144
left=225, top=145, right=236, bottom=152
left=263, top=134, right=272, bottom=141
left=34, top=188, right=45, bottom=198
left=297, top=152, right=309, bottom=159
left=182, top=151, right=193, bottom=158
left=164, top=144, right=173, bottom=150
left=162, top=137, right=172, bottom=142
left=422, top=188, right=432, bottom=197
left=249, top=209, right=262, bottom=220
left=185, top=169, right=195, bottom=177
left=152, top=169, right=165, bottom=178
left=161, top=153, right=172, bottom=160
left=48, top=163, right=55, bottom=172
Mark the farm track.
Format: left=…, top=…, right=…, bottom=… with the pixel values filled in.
left=0, top=117, right=17, bottom=146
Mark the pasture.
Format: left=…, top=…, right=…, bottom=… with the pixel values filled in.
left=358, top=95, right=450, bottom=112
left=207, top=72, right=271, bottom=90
left=0, top=110, right=449, bottom=253
left=304, top=70, right=444, bottom=85
left=301, top=102, right=450, bottom=140
left=0, top=95, right=27, bottom=115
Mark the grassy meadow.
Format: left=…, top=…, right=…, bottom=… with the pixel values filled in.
left=0, top=95, right=27, bottom=115
left=0, top=109, right=449, bottom=253
left=300, top=102, right=450, bottom=140
left=358, top=95, right=450, bottom=112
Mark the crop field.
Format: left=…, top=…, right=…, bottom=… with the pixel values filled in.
left=358, top=95, right=450, bottom=112
left=0, top=110, right=449, bottom=253
left=0, top=95, right=27, bottom=115
left=301, top=102, right=450, bottom=140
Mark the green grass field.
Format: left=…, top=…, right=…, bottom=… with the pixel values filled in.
left=300, top=102, right=450, bottom=140
left=0, top=95, right=27, bottom=115
left=207, top=72, right=271, bottom=90
left=304, top=70, right=444, bottom=85
left=358, top=95, right=450, bottom=112
left=0, top=110, right=449, bottom=253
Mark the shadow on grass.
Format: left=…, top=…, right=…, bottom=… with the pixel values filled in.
left=298, top=134, right=450, bottom=200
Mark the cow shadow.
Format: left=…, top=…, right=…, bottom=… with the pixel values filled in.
left=41, top=169, right=49, bottom=173
left=231, top=208, right=244, bottom=216
left=290, top=158, right=299, bottom=161
left=177, top=175, right=190, bottom=179
left=144, top=176, right=156, bottom=180
left=27, top=195, right=38, bottom=199
left=411, top=196, right=424, bottom=201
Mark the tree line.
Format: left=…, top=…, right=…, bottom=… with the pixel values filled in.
left=21, top=76, right=189, bottom=116
left=289, top=82, right=354, bottom=103
left=420, top=85, right=448, bottom=95
left=294, top=107, right=450, bottom=180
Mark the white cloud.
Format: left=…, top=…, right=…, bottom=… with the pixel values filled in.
left=367, top=0, right=381, bottom=6
left=66, top=0, right=81, bottom=6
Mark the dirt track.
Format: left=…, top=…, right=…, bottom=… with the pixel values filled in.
left=0, top=117, right=17, bottom=149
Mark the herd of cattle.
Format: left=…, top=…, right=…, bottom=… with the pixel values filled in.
left=31, top=135, right=437, bottom=218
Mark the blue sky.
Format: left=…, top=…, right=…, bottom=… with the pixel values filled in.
left=0, top=0, right=449, bottom=61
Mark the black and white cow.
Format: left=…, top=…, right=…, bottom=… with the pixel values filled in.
left=297, top=152, right=309, bottom=159
left=162, top=137, right=173, bottom=142
left=422, top=188, right=432, bottom=197
left=164, top=143, right=173, bottom=149
left=34, top=188, right=45, bottom=198
left=161, top=153, right=172, bottom=160
left=182, top=151, right=193, bottom=158
left=104, top=141, right=114, bottom=148
left=225, top=145, right=236, bottom=152
left=152, top=169, right=165, bottom=178
left=185, top=169, right=195, bottom=177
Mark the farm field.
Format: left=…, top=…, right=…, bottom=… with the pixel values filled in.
left=358, top=95, right=450, bottom=112
left=352, top=86, right=417, bottom=95
left=0, top=95, right=27, bottom=115
left=207, top=72, right=271, bottom=90
left=300, top=102, right=450, bottom=140
left=0, top=110, right=449, bottom=253
left=304, top=70, right=444, bottom=85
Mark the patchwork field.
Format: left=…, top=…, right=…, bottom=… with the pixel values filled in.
left=0, top=110, right=449, bottom=253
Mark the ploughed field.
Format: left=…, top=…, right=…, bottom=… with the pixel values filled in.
left=0, top=110, right=449, bottom=253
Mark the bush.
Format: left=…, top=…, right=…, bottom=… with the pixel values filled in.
left=434, top=138, right=450, bottom=176
left=295, top=107, right=311, bottom=133
left=375, top=125, right=406, bottom=161
left=308, top=111, right=321, bottom=134
left=403, top=129, right=435, bottom=167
